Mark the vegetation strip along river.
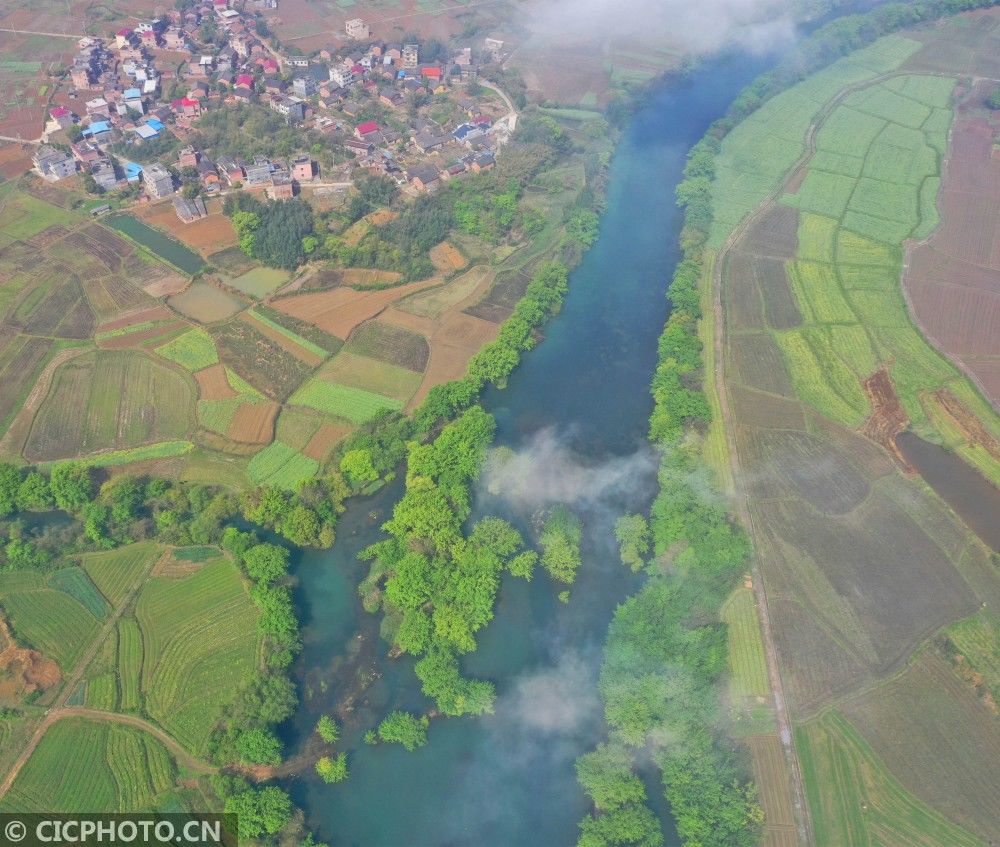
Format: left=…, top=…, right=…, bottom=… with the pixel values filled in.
left=284, top=49, right=776, bottom=847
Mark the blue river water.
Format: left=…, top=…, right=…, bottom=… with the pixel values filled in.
left=285, top=48, right=776, bottom=847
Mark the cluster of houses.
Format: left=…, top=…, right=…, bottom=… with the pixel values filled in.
left=32, top=1, right=510, bottom=218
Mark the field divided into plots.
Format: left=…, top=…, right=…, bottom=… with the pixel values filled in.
left=135, top=557, right=261, bottom=755
left=714, top=14, right=1000, bottom=843
left=0, top=718, right=176, bottom=814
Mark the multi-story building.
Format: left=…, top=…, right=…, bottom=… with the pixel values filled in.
left=34, top=146, right=77, bottom=180
left=345, top=18, right=370, bottom=39
left=144, top=163, right=175, bottom=198
left=402, top=43, right=419, bottom=68
left=291, top=155, right=313, bottom=181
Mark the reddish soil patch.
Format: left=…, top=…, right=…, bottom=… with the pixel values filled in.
left=303, top=421, right=352, bottom=461
left=860, top=368, right=912, bottom=470
left=194, top=363, right=238, bottom=400
left=364, top=208, right=397, bottom=226
left=382, top=309, right=501, bottom=408
left=340, top=268, right=403, bottom=286
left=904, top=102, right=1000, bottom=407
left=227, top=401, right=279, bottom=444
left=143, top=275, right=189, bottom=297
left=0, top=617, right=60, bottom=703
left=0, top=143, right=31, bottom=180
left=271, top=277, right=440, bottom=340
left=429, top=241, right=469, bottom=272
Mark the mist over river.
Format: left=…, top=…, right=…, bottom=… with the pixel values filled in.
left=283, top=49, right=777, bottom=847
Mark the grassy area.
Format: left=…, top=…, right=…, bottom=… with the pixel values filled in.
left=155, top=329, right=219, bottom=372
left=289, top=379, right=402, bottom=424
left=752, top=75, right=1000, bottom=481
left=81, top=543, right=160, bottom=606
left=709, top=35, right=922, bottom=247
left=0, top=718, right=177, bottom=813
left=246, top=441, right=319, bottom=489
left=135, top=558, right=261, bottom=755
left=27, top=351, right=195, bottom=462
left=797, top=710, right=985, bottom=847
left=0, top=571, right=102, bottom=672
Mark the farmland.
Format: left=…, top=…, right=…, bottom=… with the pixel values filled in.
left=135, top=557, right=262, bottom=754
left=712, top=11, right=1000, bottom=845
left=25, top=351, right=196, bottom=462
left=0, top=718, right=177, bottom=814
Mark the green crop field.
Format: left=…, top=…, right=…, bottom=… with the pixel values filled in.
left=155, top=329, right=219, bottom=372
left=48, top=567, right=110, bottom=620
left=0, top=718, right=176, bottom=813
left=290, top=379, right=402, bottom=423
left=85, top=673, right=118, bottom=710
left=135, top=559, right=261, bottom=754
left=196, top=398, right=241, bottom=435
left=26, top=351, right=195, bottom=462
left=81, top=543, right=160, bottom=607
left=246, top=441, right=319, bottom=489
left=709, top=35, right=923, bottom=246
left=0, top=192, right=77, bottom=242
left=797, top=710, right=984, bottom=847
left=319, top=352, right=422, bottom=403
left=117, top=617, right=143, bottom=712
left=0, top=571, right=101, bottom=671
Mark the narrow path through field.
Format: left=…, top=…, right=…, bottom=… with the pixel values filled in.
left=710, top=69, right=931, bottom=846
left=0, top=550, right=162, bottom=801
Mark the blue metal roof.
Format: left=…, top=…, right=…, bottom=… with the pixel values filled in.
left=83, top=120, right=110, bottom=135
left=146, top=118, right=165, bottom=130
left=124, top=87, right=141, bottom=99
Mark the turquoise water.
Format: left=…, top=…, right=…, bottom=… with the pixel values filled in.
left=104, top=214, right=206, bottom=275
left=286, top=51, right=777, bottom=847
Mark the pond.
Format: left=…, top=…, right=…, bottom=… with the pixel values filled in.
left=105, top=214, right=207, bottom=276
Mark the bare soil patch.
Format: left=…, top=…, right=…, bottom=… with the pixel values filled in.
left=271, top=276, right=440, bottom=340
left=227, top=402, right=279, bottom=444
left=343, top=320, right=430, bottom=372
left=194, top=364, right=238, bottom=401
left=303, top=422, right=352, bottom=462
left=860, top=367, right=911, bottom=468
left=139, top=203, right=238, bottom=254
left=429, top=241, right=469, bottom=272
left=97, top=306, right=174, bottom=334
left=340, top=268, right=403, bottom=287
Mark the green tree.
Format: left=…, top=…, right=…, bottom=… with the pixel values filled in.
left=539, top=505, right=582, bottom=584
left=614, top=514, right=650, bottom=572
left=50, top=462, right=94, bottom=513
left=340, top=449, right=379, bottom=486
left=315, top=753, right=348, bottom=783
left=224, top=786, right=292, bottom=840
left=235, top=727, right=283, bottom=765
left=576, top=743, right=646, bottom=811
left=315, top=714, right=339, bottom=744
left=376, top=711, right=429, bottom=751
left=242, top=543, right=290, bottom=585
left=16, top=471, right=53, bottom=512
left=0, top=463, right=20, bottom=517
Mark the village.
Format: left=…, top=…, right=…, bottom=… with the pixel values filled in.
left=30, top=1, right=516, bottom=224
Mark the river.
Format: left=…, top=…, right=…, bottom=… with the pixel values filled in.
left=285, top=50, right=776, bottom=847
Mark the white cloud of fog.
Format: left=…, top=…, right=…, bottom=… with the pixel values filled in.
left=481, top=427, right=658, bottom=514
left=522, top=0, right=798, bottom=56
